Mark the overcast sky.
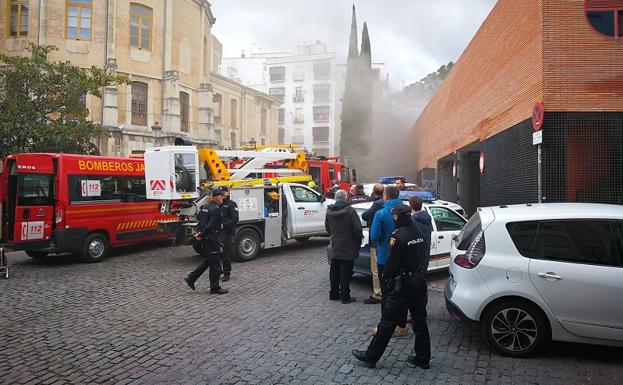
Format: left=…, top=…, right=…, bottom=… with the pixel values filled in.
left=211, top=0, right=497, bottom=91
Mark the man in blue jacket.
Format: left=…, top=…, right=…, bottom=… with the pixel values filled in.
left=409, top=196, right=432, bottom=276
left=370, top=185, right=407, bottom=336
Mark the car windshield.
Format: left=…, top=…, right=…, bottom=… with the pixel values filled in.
left=456, top=212, right=482, bottom=250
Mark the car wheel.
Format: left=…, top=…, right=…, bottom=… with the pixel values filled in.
left=234, top=228, right=260, bottom=262
left=481, top=299, right=549, bottom=357
left=294, top=237, right=310, bottom=243
left=25, top=250, right=49, bottom=259
left=80, top=233, right=109, bottom=263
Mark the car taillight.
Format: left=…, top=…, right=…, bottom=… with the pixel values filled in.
left=454, top=230, right=485, bottom=269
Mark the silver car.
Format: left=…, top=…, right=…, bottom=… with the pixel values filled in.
left=445, top=203, right=623, bottom=357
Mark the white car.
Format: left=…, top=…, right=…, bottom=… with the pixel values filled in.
left=352, top=198, right=467, bottom=275
left=445, top=203, right=623, bottom=357
left=361, top=182, right=465, bottom=216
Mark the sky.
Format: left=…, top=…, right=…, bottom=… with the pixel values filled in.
left=210, top=0, right=498, bottom=91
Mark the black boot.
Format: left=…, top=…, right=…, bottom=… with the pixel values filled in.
left=210, top=287, right=228, bottom=294
left=407, top=355, right=430, bottom=369
left=351, top=350, right=376, bottom=368
left=184, top=276, right=195, bottom=290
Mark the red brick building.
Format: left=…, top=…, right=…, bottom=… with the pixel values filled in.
left=415, top=0, right=623, bottom=215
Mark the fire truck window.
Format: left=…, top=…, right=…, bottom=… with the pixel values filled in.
left=291, top=186, right=319, bottom=203
left=340, top=168, right=350, bottom=184
left=309, top=166, right=321, bottom=189
left=68, top=175, right=148, bottom=203
left=17, top=174, right=53, bottom=206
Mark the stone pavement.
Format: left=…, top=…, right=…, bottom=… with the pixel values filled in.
left=1, top=239, right=622, bottom=385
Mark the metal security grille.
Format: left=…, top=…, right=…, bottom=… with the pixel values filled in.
left=543, top=112, right=623, bottom=204
left=480, top=119, right=538, bottom=206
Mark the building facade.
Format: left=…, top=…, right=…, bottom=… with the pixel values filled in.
left=415, top=0, right=623, bottom=215
left=1, top=0, right=280, bottom=155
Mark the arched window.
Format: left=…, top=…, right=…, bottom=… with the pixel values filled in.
left=130, top=3, right=152, bottom=50
left=585, top=0, right=623, bottom=38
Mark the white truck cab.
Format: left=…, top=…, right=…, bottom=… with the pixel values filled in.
left=227, top=183, right=332, bottom=261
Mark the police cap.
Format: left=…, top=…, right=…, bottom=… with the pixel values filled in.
left=210, top=188, right=224, bottom=197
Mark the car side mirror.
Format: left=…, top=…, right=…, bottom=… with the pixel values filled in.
left=452, top=234, right=459, bottom=242
left=319, top=195, right=326, bottom=203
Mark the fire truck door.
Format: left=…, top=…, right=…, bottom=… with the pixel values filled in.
left=285, top=184, right=326, bottom=235
left=12, top=166, right=55, bottom=244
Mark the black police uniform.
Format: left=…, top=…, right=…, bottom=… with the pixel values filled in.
left=364, top=211, right=431, bottom=366
left=186, top=200, right=224, bottom=291
left=219, top=195, right=239, bottom=278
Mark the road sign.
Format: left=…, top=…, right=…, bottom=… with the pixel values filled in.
left=532, top=102, right=544, bottom=131
left=533, top=130, right=543, bottom=145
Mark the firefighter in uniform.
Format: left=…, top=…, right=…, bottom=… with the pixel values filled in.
left=219, top=187, right=239, bottom=281
left=352, top=204, right=431, bottom=369
left=184, top=189, right=228, bottom=294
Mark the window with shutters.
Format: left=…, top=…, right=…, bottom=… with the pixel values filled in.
left=131, top=82, right=148, bottom=126
left=313, top=84, right=330, bottom=101
left=313, top=106, right=330, bottom=122
left=269, top=87, right=285, bottom=102
left=269, top=66, right=285, bottom=82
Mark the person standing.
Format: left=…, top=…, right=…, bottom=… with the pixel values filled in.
left=347, top=184, right=369, bottom=205
left=352, top=204, right=431, bottom=369
left=395, top=177, right=407, bottom=192
left=369, top=185, right=408, bottom=336
left=325, top=190, right=363, bottom=304
left=184, top=189, right=228, bottom=294
left=219, top=187, right=239, bottom=282
left=409, top=196, right=432, bottom=262
left=362, top=183, right=385, bottom=304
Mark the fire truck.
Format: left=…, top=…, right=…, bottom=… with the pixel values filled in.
left=144, top=145, right=334, bottom=261
left=0, top=153, right=176, bottom=266
left=237, top=144, right=357, bottom=196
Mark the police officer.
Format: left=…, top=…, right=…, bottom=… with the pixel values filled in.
left=352, top=204, right=431, bottom=369
left=183, top=189, right=228, bottom=294
left=219, top=187, right=239, bottom=281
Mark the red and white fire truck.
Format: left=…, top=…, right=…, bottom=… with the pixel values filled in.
left=0, top=153, right=176, bottom=263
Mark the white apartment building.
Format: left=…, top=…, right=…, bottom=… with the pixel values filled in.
left=221, top=43, right=388, bottom=157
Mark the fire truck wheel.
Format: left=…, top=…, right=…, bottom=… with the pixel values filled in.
left=294, top=237, right=310, bottom=243
left=234, top=228, right=260, bottom=262
left=80, top=233, right=109, bottom=263
left=192, top=238, right=203, bottom=255
left=25, top=250, right=49, bottom=259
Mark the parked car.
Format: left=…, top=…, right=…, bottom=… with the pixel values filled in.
left=362, top=183, right=465, bottom=216
left=352, top=197, right=467, bottom=275
left=445, top=203, right=623, bottom=357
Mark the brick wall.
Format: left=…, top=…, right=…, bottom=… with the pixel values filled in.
left=543, top=0, right=623, bottom=111
left=415, top=0, right=544, bottom=170
left=415, top=0, right=623, bottom=171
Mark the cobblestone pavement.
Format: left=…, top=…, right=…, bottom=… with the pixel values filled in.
left=1, top=239, right=623, bottom=385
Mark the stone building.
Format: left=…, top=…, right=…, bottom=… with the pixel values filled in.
left=1, top=0, right=280, bottom=155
